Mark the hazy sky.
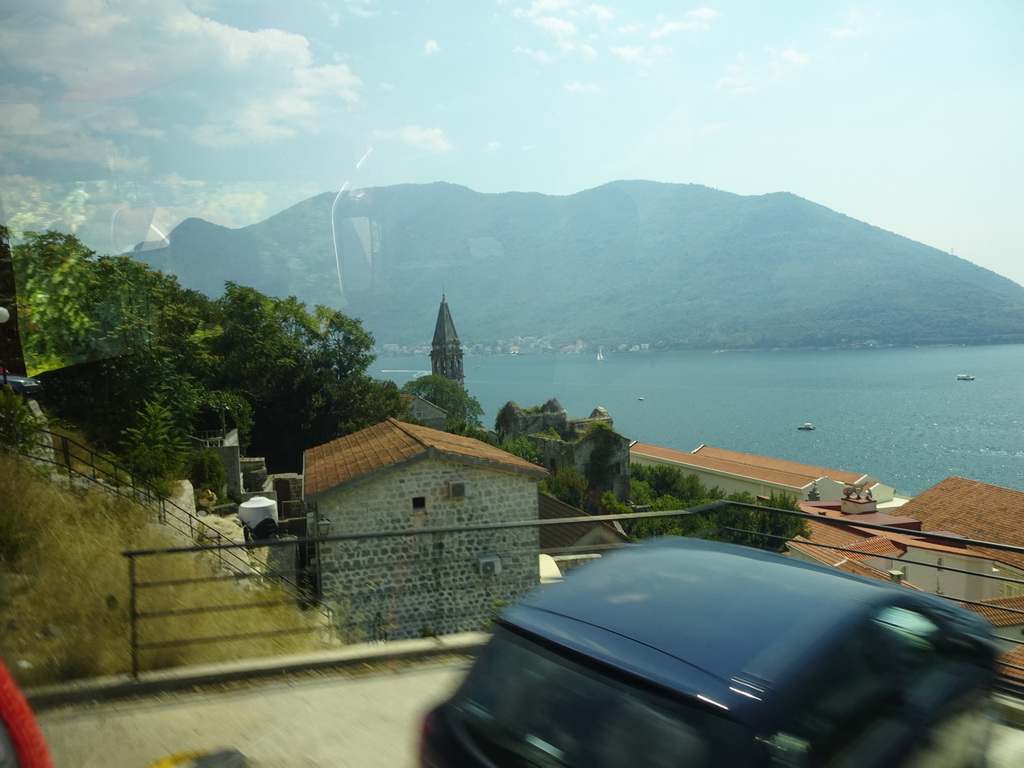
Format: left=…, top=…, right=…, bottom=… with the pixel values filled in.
left=2, top=1, right=1022, bottom=285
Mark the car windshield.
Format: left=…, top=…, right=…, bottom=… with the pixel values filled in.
left=451, top=627, right=744, bottom=768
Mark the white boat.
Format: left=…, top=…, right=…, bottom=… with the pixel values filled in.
left=797, top=422, right=816, bottom=430
left=956, top=374, right=975, bottom=381
left=597, top=346, right=604, bottom=361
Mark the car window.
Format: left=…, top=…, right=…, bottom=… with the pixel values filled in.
left=766, top=605, right=990, bottom=768
left=452, top=627, right=742, bottom=768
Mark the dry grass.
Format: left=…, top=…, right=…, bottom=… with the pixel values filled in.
left=0, top=454, right=324, bottom=687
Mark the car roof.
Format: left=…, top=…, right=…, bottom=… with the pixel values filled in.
left=503, top=538, right=965, bottom=717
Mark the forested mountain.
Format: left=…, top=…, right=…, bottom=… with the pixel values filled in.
left=132, top=181, right=1024, bottom=349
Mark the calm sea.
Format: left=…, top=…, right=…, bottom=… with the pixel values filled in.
left=370, top=345, right=1024, bottom=497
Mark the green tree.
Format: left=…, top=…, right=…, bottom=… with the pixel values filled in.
left=499, top=435, right=543, bottom=465
left=210, top=283, right=402, bottom=469
left=540, top=466, right=588, bottom=510
left=0, top=388, right=39, bottom=455
left=626, top=464, right=809, bottom=550
left=122, top=400, right=190, bottom=489
left=400, top=374, right=484, bottom=430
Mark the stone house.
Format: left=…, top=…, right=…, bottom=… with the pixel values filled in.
left=400, top=393, right=448, bottom=430
left=496, top=398, right=631, bottom=504
left=302, top=418, right=547, bottom=641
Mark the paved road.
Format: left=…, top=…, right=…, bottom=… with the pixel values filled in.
left=36, top=659, right=1024, bottom=768
left=37, top=660, right=468, bottom=768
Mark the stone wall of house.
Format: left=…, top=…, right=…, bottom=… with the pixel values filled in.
left=315, top=457, right=541, bottom=641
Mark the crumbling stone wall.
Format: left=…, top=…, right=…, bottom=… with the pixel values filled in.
left=497, top=400, right=629, bottom=503
left=314, top=457, right=541, bottom=641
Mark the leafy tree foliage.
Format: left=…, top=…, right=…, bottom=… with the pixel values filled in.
left=400, top=374, right=484, bottom=430
left=209, top=283, right=402, bottom=469
left=499, top=435, right=543, bottom=465
left=540, top=466, right=588, bottom=510
left=122, top=400, right=190, bottom=489
left=628, top=463, right=810, bottom=551
left=10, top=232, right=403, bottom=475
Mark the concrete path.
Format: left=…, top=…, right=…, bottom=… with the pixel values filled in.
left=37, top=660, right=467, bottom=768
left=35, top=657, right=1024, bottom=768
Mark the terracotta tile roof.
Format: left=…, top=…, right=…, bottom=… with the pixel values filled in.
left=962, top=595, right=1024, bottom=627
left=303, top=418, right=547, bottom=497
left=630, top=442, right=869, bottom=489
left=537, top=492, right=631, bottom=552
left=803, top=508, right=992, bottom=562
left=787, top=539, right=908, bottom=584
left=999, top=644, right=1024, bottom=683
left=896, top=476, right=1024, bottom=571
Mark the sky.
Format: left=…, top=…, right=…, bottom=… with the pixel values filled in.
left=2, top=0, right=1023, bottom=285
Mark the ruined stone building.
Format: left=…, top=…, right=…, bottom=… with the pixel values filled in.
left=496, top=398, right=631, bottom=504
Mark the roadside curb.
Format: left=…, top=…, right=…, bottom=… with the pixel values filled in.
left=993, top=692, right=1024, bottom=729
left=25, top=632, right=489, bottom=711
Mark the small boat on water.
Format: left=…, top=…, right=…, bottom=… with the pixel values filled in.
left=597, top=347, right=604, bottom=361
left=797, top=422, right=816, bottom=430
left=956, top=374, right=976, bottom=381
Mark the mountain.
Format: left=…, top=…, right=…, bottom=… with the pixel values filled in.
left=132, top=181, right=1024, bottom=349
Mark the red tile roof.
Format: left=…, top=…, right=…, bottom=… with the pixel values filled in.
left=895, top=476, right=1024, bottom=571
left=303, top=418, right=547, bottom=497
left=962, top=595, right=1024, bottom=627
left=630, top=442, right=870, bottom=489
left=999, top=644, right=1024, bottom=682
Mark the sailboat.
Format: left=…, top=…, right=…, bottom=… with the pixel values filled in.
left=597, top=346, right=604, bottom=361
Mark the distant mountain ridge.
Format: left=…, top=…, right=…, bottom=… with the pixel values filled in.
left=133, top=180, right=1024, bottom=349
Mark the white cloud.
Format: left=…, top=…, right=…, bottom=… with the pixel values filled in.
left=830, top=9, right=862, bottom=39
left=650, top=8, right=720, bottom=37
left=610, top=45, right=651, bottom=66
left=586, top=4, right=614, bottom=22
left=780, top=47, right=810, bottom=66
left=534, top=15, right=577, bottom=37
left=486, top=141, right=503, bottom=151
left=716, top=65, right=754, bottom=94
left=424, top=40, right=440, bottom=55
left=0, top=1, right=363, bottom=150
left=564, top=81, right=599, bottom=92
left=514, top=0, right=577, bottom=17
left=398, top=125, right=454, bottom=152
left=514, top=46, right=555, bottom=63
left=579, top=43, right=598, bottom=59
left=343, top=0, right=377, bottom=18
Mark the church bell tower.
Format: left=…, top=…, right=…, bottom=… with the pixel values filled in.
left=430, top=295, right=464, bottom=389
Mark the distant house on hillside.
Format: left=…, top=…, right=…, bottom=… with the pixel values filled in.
left=786, top=476, right=1024, bottom=671
left=896, top=476, right=1024, bottom=598
left=302, top=418, right=547, bottom=640
left=630, top=442, right=898, bottom=505
left=399, top=393, right=448, bottom=430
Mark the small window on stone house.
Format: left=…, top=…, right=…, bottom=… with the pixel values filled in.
left=413, top=496, right=426, bottom=511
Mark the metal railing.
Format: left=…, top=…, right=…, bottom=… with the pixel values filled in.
left=22, top=428, right=328, bottom=630
left=121, top=501, right=1024, bottom=695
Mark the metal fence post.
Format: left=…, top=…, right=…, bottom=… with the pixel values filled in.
left=128, top=554, right=139, bottom=680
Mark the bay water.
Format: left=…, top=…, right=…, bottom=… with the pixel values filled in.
left=370, top=345, right=1024, bottom=497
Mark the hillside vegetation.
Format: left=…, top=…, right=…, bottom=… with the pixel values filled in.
left=0, top=451, right=321, bottom=686
left=135, top=180, right=1024, bottom=349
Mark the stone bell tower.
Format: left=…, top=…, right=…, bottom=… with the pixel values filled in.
left=430, top=295, right=464, bottom=389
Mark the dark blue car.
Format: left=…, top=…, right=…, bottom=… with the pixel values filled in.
left=421, top=538, right=996, bottom=768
